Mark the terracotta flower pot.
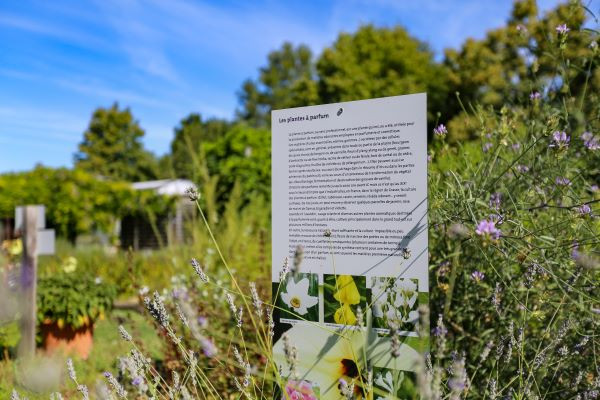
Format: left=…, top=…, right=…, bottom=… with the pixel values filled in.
left=40, top=321, right=94, bottom=359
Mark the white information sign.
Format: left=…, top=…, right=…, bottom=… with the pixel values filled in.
left=271, top=94, right=428, bottom=399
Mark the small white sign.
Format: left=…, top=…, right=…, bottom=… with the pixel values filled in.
left=14, top=205, right=46, bottom=231
left=37, top=229, right=55, bottom=255
left=14, top=205, right=55, bottom=255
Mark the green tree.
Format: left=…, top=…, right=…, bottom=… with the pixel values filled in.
left=75, top=103, right=158, bottom=181
left=443, top=0, right=594, bottom=141
left=237, top=27, right=449, bottom=128
left=169, top=113, right=230, bottom=180
left=316, top=25, right=449, bottom=122
left=0, top=166, right=174, bottom=242
left=237, top=42, right=319, bottom=127
left=203, top=124, right=271, bottom=204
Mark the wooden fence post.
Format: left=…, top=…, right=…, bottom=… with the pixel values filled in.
left=18, top=206, right=38, bottom=358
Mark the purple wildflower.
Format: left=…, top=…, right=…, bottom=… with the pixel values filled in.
left=581, top=131, right=593, bottom=142
left=103, top=372, right=112, bottom=378
left=131, top=376, right=143, bottom=386
left=171, top=287, right=186, bottom=299
left=489, top=193, right=502, bottom=210
left=448, top=357, right=467, bottom=392
left=550, top=131, right=570, bottom=149
left=581, top=132, right=599, bottom=150
left=530, top=91, right=541, bottom=101
left=578, top=204, right=592, bottom=216
left=555, top=177, right=571, bottom=186
left=571, top=241, right=580, bottom=260
left=471, top=271, right=485, bottom=282
left=516, top=164, right=530, bottom=173
left=483, top=142, right=493, bottom=152
left=197, top=316, right=208, bottom=328
left=433, top=316, right=448, bottom=337
left=591, top=185, right=599, bottom=192
left=489, top=213, right=503, bottom=224
left=201, top=337, right=218, bottom=358
left=512, top=142, right=521, bottom=151
left=516, top=24, right=527, bottom=33
left=556, top=24, right=570, bottom=34
left=475, top=219, right=501, bottom=240
left=433, top=124, right=447, bottom=137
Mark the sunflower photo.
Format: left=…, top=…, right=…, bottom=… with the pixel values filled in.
left=372, top=367, right=418, bottom=400
left=323, top=274, right=367, bottom=326
left=369, top=277, right=419, bottom=334
left=276, top=272, right=319, bottom=322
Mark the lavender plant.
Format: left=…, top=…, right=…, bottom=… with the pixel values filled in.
left=425, top=15, right=600, bottom=399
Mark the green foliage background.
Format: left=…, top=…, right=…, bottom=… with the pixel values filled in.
left=0, top=166, right=174, bottom=242
left=37, top=272, right=117, bottom=329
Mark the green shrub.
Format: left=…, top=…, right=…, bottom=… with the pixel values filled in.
left=37, top=272, right=117, bottom=329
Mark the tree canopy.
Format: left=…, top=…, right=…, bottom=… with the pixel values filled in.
left=74, top=103, right=158, bottom=181
left=0, top=166, right=172, bottom=242
left=444, top=0, right=596, bottom=141
left=169, top=113, right=231, bottom=181
left=203, top=123, right=271, bottom=204
left=317, top=25, right=449, bottom=121
left=237, top=26, right=449, bottom=127
left=237, top=42, right=318, bottom=128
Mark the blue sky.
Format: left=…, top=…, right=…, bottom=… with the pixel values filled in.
left=0, top=0, right=576, bottom=173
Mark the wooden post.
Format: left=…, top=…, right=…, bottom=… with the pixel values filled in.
left=175, top=200, right=184, bottom=244
left=18, top=206, right=38, bottom=358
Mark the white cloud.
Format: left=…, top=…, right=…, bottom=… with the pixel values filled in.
left=0, top=12, right=110, bottom=50
left=0, top=106, right=86, bottom=138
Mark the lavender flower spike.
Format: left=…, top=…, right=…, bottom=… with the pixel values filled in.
left=190, top=258, right=209, bottom=283
left=489, top=192, right=502, bottom=210
left=530, top=91, right=541, bottom=101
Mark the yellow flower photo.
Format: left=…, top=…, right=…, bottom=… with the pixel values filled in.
left=323, top=274, right=366, bottom=326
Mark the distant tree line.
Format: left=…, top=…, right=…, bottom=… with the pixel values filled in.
left=76, top=0, right=596, bottom=181
left=3, top=0, right=597, bottom=239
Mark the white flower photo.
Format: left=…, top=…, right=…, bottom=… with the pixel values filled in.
left=278, top=273, right=319, bottom=322
left=370, top=277, right=419, bottom=333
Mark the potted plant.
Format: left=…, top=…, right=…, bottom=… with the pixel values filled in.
left=37, top=269, right=116, bottom=359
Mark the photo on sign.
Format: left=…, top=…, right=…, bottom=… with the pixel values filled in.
left=276, top=272, right=319, bottom=322
left=372, top=367, right=418, bottom=400
left=272, top=323, right=423, bottom=400
left=274, top=378, right=320, bottom=400
left=323, top=274, right=367, bottom=326
left=369, top=277, right=419, bottom=334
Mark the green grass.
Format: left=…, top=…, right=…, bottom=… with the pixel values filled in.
left=0, top=309, right=163, bottom=399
